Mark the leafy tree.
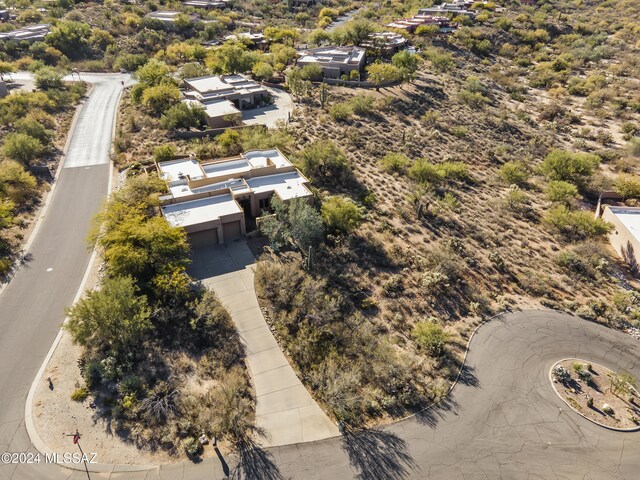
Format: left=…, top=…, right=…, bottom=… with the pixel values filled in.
left=321, top=196, right=362, bottom=234
left=0, top=160, right=38, bottom=204
left=252, top=62, right=274, bottom=81
left=2, top=133, right=44, bottom=165
left=545, top=180, right=579, bottom=205
left=180, top=62, right=209, bottom=80
left=269, top=44, right=297, bottom=71
left=141, top=84, right=181, bottom=116
left=296, top=140, right=351, bottom=184
left=423, top=47, right=456, bottom=72
left=412, top=321, right=449, bottom=356
left=544, top=205, right=612, bottom=240
left=380, top=152, right=411, bottom=173
left=160, top=103, right=206, bottom=130
left=392, top=50, right=419, bottom=82
left=366, top=62, right=401, bottom=90
left=263, top=26, right=300, bottom=45
left=307, top=29, right=332, bottom=46
left=34, top=67, right=65, bottom=90
left=89, top=29, right=115, bottom=51
left=288, top=198, right=324, bottom=251
left=46, top=21, right=91, bottom=59
left=113, top=53, right=149, bottom=73
left=539, top=150, right=600, bottom=188
left=498, top=161, right=529, bottom=186
left=66, top=276, right=152, bottom=357
left=207, top=42, right=259, bottom=74
left=135, top=59, right=172, bottom=87
left=90, top=177, right=189, bottom=292
left=415, top=24, right=440, bottom=37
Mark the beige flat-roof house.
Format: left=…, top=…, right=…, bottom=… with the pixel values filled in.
left=145, top=10, right=200, bottom=26
left=602, top=206, right=640, bottom=273
left=183, top=0, right=229, bottom=9
left=0, top=24, right=50, bottom=43
left=182, top=74, right=272, bottom=128
left=296, top=46, right=366, bottom=79
left=157, top=149, right=312, bottom=246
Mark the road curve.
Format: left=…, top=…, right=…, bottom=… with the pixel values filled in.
left=0, top=73, right=129, bottom=480
left=6, top=309, right=640, bottom=479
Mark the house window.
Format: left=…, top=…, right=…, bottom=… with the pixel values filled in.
left=259, top=198, right=270, bottom=209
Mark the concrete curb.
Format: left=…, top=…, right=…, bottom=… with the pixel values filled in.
left=549, top=358, right=640, bottom=433
left=0, top=82, right=94, bottom=298
left=23, top=76, right=158, bottom=474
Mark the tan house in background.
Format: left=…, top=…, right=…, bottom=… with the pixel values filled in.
left=602, top=206, right=640, bottom=273
left=157, top=149, right=312, bottom=246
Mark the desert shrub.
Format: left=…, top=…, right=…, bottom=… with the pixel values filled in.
left=71, top=386, right=90, bottom=402
left=141, top=84, right=180, bottom=116
left=348, top=95, right=375, bottom=116
left=499, top=161, right=530, bottom=186
left=615, top=174, right=640, bottom=199
left=544, top=205, right=613, bottom=240
left=628, top=138, right=640, bottom=157
left=2, top=133, right=44, bottom=166
left=553, top=366, right=571, bottom=383
left=539, top=150, right=600, bottom=188
left=296, top=140, right=351, bottom=185
left=153, top=144, right=177, bottom=163
left=0, top=160, right=38, bottom=205
left=545, top=180, right=579, bottom=205
left=329, top=102, right=353, bottom=122
left=504, top=188, right=531, bottom=213
left=409, top=160, right=469, bottom=184
left=412, top=321, right=449, bottom=356
left=423, top=47, right=455, bottom=72
left=380, top=152, right=411, bottom=174
left=321, top=196, right=362, bottom=234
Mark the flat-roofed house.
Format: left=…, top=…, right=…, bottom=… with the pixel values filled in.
left=182, top=74, right=272, bottom=128
left=0, top=24, right=50, bottom=43
left=144, top=10, right=200, bottom=26
left=157, top=149, right=312, bottom=245
left=386, top=14, right=456, bottom=34
left=296, top=46, right=366, bottom=79
left=602, top=206, right=640, bottom=273
left=183, top=0, right=229, bottom=9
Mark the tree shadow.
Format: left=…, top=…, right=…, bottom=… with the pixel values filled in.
left=341, top=428, right=419, bottom=480
left=230, top=436, right=284, bottom=480
left=413, top=394, right=458, bottom=429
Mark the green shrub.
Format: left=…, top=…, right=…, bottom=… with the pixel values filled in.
left=499, top=161, right=529, bottom=186
left=544, top=205, right=613, bottom=240
left=2, top=133, right=44, bottom=165
left=183, top=437, right=203, bottom=457
left=412, top=321, right=449, bottom=356
left=615, top=174, right=640, bottom=199
left=321, top=196, right=362, bottom=234
left=539, top=150, right=600, bottom=188
left=153, top=144, right=177, bottom=163
left=380, top=152, right=411, bottom=174
left=545, top=180, right=579, bottom=205
left=329, top=102, right=353, bottom=122
left=71, top=386, right=89, bottom=402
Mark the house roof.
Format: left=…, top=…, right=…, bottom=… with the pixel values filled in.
left=162, top=194, right=242, bottom=228
left=246, top=171, right=312, bottom=200
left=297, top=46, right=365, bottom=66
left=183, top=74, right=268, bottom=102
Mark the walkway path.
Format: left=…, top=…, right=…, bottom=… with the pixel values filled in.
left=187, top=241, right=339, bottom=448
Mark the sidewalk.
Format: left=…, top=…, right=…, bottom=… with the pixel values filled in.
left=188, top=241, right=339, bottom=447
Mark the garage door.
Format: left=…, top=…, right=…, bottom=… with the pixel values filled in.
left=223, top=221, right=242, bottom=242
left=188, top=228, right=219, bottom=247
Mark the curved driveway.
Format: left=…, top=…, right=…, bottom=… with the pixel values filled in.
left=0, top=73, right=129, bottom=480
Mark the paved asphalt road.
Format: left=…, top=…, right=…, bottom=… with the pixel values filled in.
left=0, top=73, right=129, bottom=480
left=5, top=309, right=640, bottom=479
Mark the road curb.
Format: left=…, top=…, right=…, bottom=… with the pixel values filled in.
left=22, top=75, right=158, bottom=474
left=0, top=82, right=94, bottom=299
left=548, top=358, right=640, bottom=433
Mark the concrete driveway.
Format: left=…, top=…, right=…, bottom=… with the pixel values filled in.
left=242, top=87, right=292, bottom=128
left=187, top=241, right=339, bottom=448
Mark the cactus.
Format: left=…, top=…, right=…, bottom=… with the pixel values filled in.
left=319, top=82, right=329, bottom=109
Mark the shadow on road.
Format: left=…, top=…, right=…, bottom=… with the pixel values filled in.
left=231, top=437, right=284, bottom=480
left=341, top=428, right=418, bottom=480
